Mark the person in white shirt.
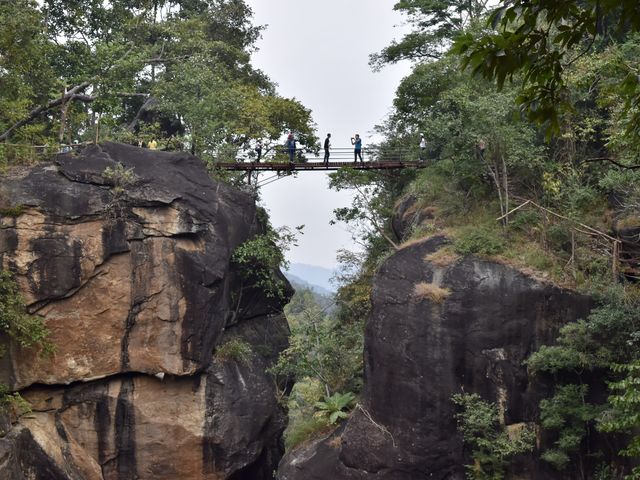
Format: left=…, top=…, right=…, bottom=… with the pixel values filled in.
left=419, top=133, right=426, bottom=161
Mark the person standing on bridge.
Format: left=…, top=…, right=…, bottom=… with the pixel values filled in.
left=323, top=133, right=331, bottom=165
left=286, top=133, right=296, bottom=164
left=254, top=142, right=262, bottom=163
left=419, top=133, right=427, bottom=161
left=351, top=134, right=363, bottom=163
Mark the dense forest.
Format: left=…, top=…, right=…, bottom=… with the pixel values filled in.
left=0, top=0, right=317, bottom=167
left=1, top=0, right=640, bottom=479
left=281, top=0, right=640, bottom=478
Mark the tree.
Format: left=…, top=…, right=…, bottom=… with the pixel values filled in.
left=370, top=0, right=491, bottom=68
left=383, top=55, right=545, bottom=224
left=0, top=0, right=317, bottom=165
left=453, top=393, right=536, bottom=479
left=453, top=1, right=640, bottom=139
left=329, top=167, right=416, bottom=250
left=273, top=286, right=362, bottom=398
left=538, top=385, right=601, bottom=476
left=600, top=362, right=640, bottom=480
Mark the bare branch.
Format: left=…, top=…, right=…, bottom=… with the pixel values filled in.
left=582, top=157, right=640, bottom=170
left=126, top=96, right=158, bottom=132
left=0, top=82, right=92, bottom=142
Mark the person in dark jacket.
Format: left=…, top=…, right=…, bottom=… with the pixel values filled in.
left=323, top=133, right=331, bottom=164
left=254, top=142, right=262, bottom=162
left=287, top=133, right=295, bottom=163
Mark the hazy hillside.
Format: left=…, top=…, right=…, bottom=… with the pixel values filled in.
left=285, top=263, right=335, bottom=293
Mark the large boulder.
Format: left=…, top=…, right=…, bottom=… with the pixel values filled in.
left=279, top=236, right=593, bottom=479
left=0, top=143, right=290, bottom=479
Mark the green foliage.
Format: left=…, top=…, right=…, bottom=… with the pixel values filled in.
left=0, top=270, right=52, bottom=354
left=453, top=1, right=640, bottom=139
left=282, top=378, right=328, bottom=450
left=273, top=287, right=364, bottom=397
left=508, top=209, right=541, bottom=231
left=452, top=393, right=535, bottom=479
left=0, top=0, right=317, bottom=164
left=275, top=253, right=372, bottom=452
left=102, top=163, right=138, bottom=220
left=362, top=2, right=640, bottom=477
left=103, top=163, right=137, bottom=195
left=453, top=226, right=505, bottom=256
left=0, top=387, right=31, bottom=429
left=539, top=384, right=601, bottom=471
left=0, top=205, right=25, bottom=217
left=525, top=298, right=640, bottom=474
left=214, top=338, right=252, bottom=364
left=0, top=270, right=52, bottom=413
left=314, top=392, right=356, bottom=425
left=527, top=302, right=640, bottom=375
left=231, top=224, right=300, bottom=301
left=330, top=167, right=413, bottom=250
left=600, top=362, right=640, bottom=479
left=599, top=169, right=640, bottom=221
left=526, top=345, right=583, bottom=375
left=284, top=414, right=330, bottom=451
left=0, top=384, right=31, bottom=417
left=371, top=0, right=490, bottom=68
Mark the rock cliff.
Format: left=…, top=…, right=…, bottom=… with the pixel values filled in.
left=278, top=235, right=594, bottom=479
left=0, top=142, right=290, bottom=479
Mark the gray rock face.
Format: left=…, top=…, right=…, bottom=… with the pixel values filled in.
left=279, top=236, right=593, bottom=479
left=391, top=195, right=435, bottom=243
left=0, top=143, right=291, bottom=479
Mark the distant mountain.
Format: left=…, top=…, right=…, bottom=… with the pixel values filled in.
left=285, top=263, right=336, bottom=293
left=285, top=273, right=334, bottom=297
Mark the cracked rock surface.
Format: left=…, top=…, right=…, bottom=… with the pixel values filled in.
left=0, top=143, right=290, bottom=480
left=278, top=236, right=594, bottom=480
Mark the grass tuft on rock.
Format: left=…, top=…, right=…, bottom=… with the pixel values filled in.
left=413, top=282, right=451, bottom=303
left=0, top=205, right=25, bottom=217
left=424, top=247, right=460, bottom=267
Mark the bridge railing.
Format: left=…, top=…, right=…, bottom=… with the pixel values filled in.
left=0, top=141, right=427, bottom=167
left=0, top=142, right=87, bottom=168
left=231, top=145, right=423, bottom=164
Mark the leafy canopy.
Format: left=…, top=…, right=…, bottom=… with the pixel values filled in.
left=0, top=0, right=317, bottom=165
left=452, top=392, right=536, bottom=479
left=453, top=1, right=640, bottom=137
left=371, top=0, right=491, bottom=68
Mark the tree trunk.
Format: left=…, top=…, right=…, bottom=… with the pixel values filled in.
left=58, top=88, right=69, bottom=144
left=501, top=155, right=509, bottom=226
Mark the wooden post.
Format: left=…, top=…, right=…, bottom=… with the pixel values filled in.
left=612, top=240, right=620, bottom=280
left=94, top=114, right=100, bottom=145
left=570, top=230, right=576, bottom=279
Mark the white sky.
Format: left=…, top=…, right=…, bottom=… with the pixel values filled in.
left=246, top=0, right=412, bottom=268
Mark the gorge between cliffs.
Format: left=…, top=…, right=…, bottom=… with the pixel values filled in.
left=0, top=144, right=630, bottom=479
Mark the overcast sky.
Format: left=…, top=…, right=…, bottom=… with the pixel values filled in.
left=246, top=0, right=412, bottom=269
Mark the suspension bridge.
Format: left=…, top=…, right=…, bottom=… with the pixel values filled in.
left=0, top=143, right=427, bottom=190
left=216, top=147, right=427, bottom=172
left=0, top=143, right=426, bottom=170
left=210, top=146, right=428, bottom=187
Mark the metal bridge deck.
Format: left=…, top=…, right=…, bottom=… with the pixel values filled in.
left=216, top=160, right=426, bottom=171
